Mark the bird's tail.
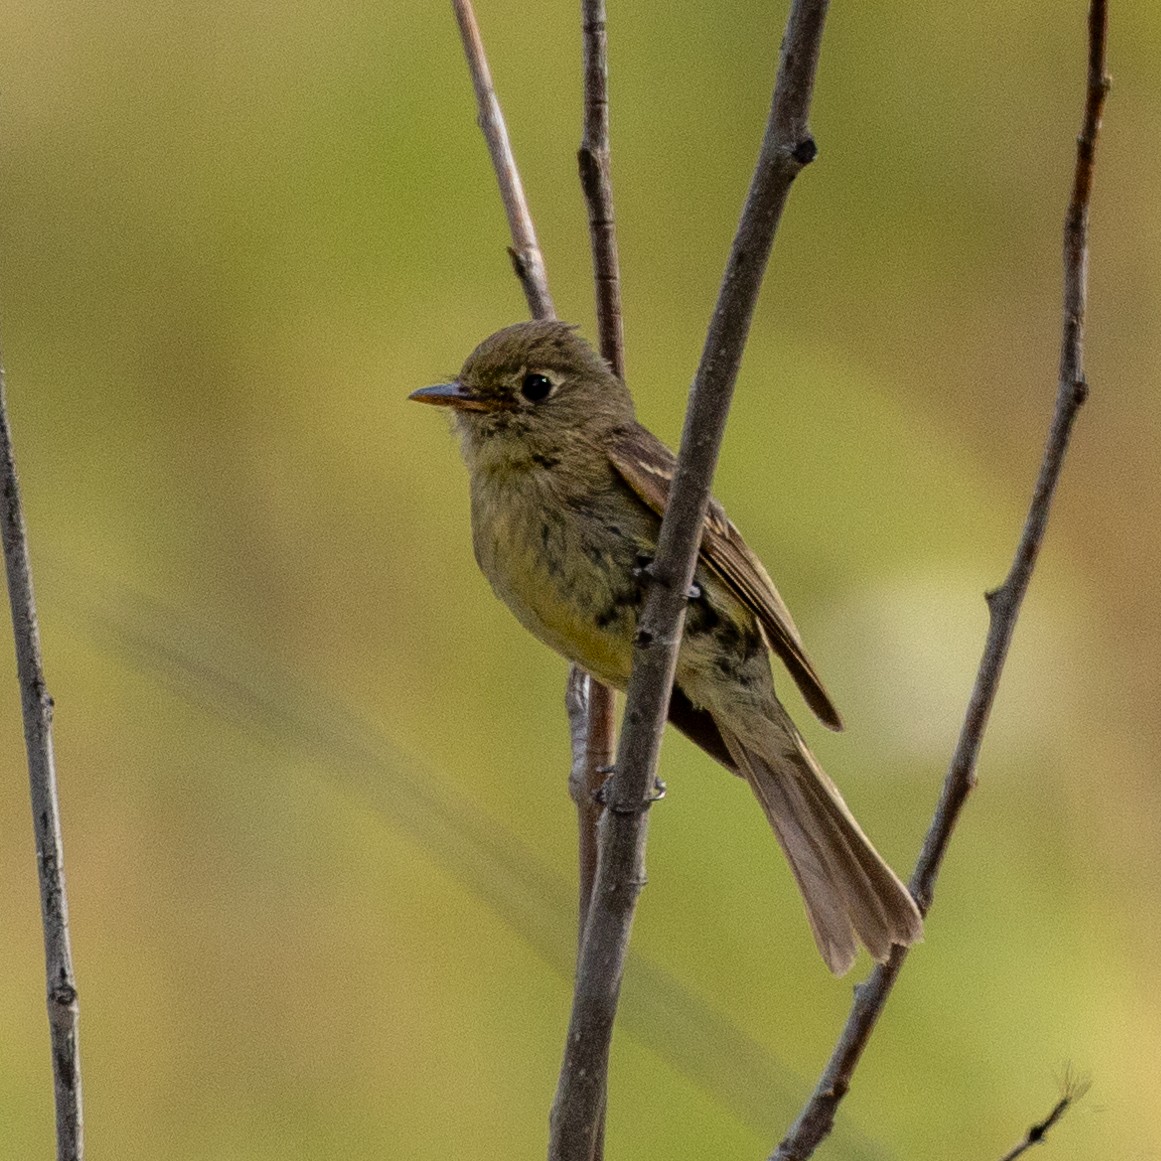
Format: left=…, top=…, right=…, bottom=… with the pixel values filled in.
left=723, top=713, right=923, bottom=975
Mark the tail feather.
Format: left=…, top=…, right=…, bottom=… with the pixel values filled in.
left=721, top=713, right=923, bottom=975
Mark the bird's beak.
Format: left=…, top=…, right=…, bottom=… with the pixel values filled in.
left=408, top=382, right=489, bottom=411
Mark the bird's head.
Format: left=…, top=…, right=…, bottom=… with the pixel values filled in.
left=410, top=320, right=634, bottom=469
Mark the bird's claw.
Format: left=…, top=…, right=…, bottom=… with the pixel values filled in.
left=593, top=771, right=667, bottom=810
left=633, top=553, right=701, bottom=600
left=592, top=769, right=614, bottom=805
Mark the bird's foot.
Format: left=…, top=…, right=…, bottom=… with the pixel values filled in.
left=593, top=770, right=667, bottom=811
left=632, top=554, right=701, bottom=599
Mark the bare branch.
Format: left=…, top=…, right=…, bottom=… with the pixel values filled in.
left=449, top=10, right=616, bottom=1155
left=996, top=1069, right=1091, bottom=1161
left=451, top=0, right=555, bottom=321
left=578, top=0, right=624, bottom=381
left=574, top=0, right=625, bottom=941
left=452, top=0, right=606, bottom=932
left=572, top=0, right=626, bottom=949
left=565, top=670, right=609, bottom=944
left=566, top=6, right=627, bottom=1156
left=770, top=5, right=1109, bottom=1158
left=564, top=671, right=610, bottom=1161
left=0, top=352, right=83, bottom=1159
left=548, top=4, right=832, bottom=1158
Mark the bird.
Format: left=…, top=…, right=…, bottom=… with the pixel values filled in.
left=410, top=319, right=922, bottom=974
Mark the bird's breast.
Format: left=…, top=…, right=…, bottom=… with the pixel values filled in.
left=469, top=468, right=646, bottom=689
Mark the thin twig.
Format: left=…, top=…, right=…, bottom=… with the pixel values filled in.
left=571, top=0, right=625, bottom=952
left=995, top=1070, right=1091, bottom=1161
left=451, top=0, right=555, bottom=321
left=563, top=671, right=610, bottom=1161
left=450, top=10, right=612, bottom=1154
left=451, top=0, right=612, bottom=968
left=578, top=0, right=624, bottom=382
left=770, top=4, right=1109, bottom=1158
left=571, top=5, right=625, bottom=1157
left=574, top=0, right=624, bottom=947
left=548, top=3, right=832, bottom=1158
left=0, top=353, right=83, bottom=1160
left=995, top=1103, right=1072, bottom=1161
left=565, top=671, right=608, bottom=945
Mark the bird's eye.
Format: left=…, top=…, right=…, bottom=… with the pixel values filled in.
left=520, top=372, right=555, bottom=403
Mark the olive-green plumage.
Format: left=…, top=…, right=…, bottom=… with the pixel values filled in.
left=410, top=320, right=922, bottom=973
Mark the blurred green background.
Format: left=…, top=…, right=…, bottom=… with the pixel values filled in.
left=0, top=0, right=1157, bottom=1157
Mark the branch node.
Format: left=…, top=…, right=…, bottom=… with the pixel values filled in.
left=906, top=873, right=933, bottom=912
left=792, top=136, right=818, bottom=165
left=1071, top=375, right=1089, bottom=406
left=50, top=980, right=78, bottom=1007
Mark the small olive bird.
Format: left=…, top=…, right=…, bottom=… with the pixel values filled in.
left=410, top=320, right=922, bottom=973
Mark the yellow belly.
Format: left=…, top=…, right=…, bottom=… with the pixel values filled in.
left=470, top=472, right=642, bottom=689
left=467, top=463, right=771, bottom=717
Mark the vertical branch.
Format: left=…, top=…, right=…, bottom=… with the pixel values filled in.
left=452, top=0, right=609, bottom=945
left=770, top=4, right=1109, bottom=1158
left=574, top=0, right=623, bottom=964
left=449, top=15, right=610, bottom=1156
left=452, top=0, right=623, bottom=990
left=452, top=0, right=555, bottom=321
left=565, top=670, right=610, bottom=940
left=548, top=3, right=832, bottom=1159
left=578, top=0, right=625, bottom=381
left=0, top=353, right=83, bottom=1161
left=570, top=4, right=625, bottom=1157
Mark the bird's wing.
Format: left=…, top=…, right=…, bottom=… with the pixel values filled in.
left=607, top=424, right=843, bottom=731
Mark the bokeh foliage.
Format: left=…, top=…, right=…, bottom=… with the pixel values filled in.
left=0, top=1, right=1158, bottom=1157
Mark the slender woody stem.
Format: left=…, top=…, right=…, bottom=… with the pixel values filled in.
left=578, top=0, right=625, bottom=382
left=450, top=10, right=614, bottom=1154
left=565, top=671, right=609, bottom=945
left=451, top=0, right=555, bottom=321
left=452, top=0, right=612, bottom=942
left=995, top=1071, right=1089, bottom=1161
left=568, top=5, right=626, bottom=1157
left=573, top=0, right=625, bottom=941
left=0, top=353, right=83, bottom=1161
left=572, top=0, right=626, bottom=957
left=770, top=4, right=1109, bottom=1158
left=548, top=4, right=831, bottom=1158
